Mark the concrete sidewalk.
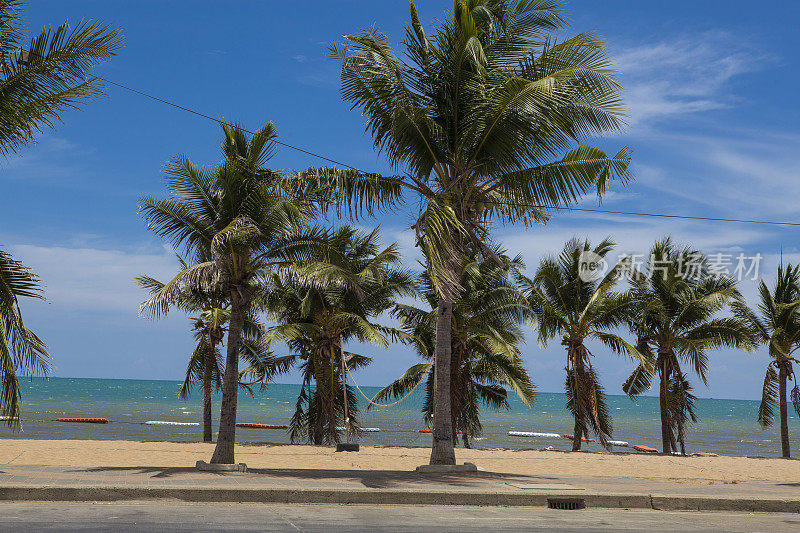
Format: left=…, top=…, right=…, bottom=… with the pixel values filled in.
left=1, top=463, right=798, bottom=512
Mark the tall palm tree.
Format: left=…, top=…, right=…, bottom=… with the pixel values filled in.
left=623, top=238, right=756, bottom=455
left=139, top=121, right=319, bottom=464
left=0, top=248, right=50, bottom=424
left=526, top=238, right=645, bottom=450
left=263, top=225, right=415, bottom=445
left=374, top=247, right=534, bottom=448
left=0, top=0, right=122, bottom=154
left=326, top=0, right=632, bottom=463
left=137, top=253, right=272, bottom=442
left=733, top=262, right=800, bottom=458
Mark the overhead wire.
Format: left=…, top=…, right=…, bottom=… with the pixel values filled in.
left=102, top=77, right=800, bottom=228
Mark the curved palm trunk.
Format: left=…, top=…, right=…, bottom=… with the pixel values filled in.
left=203, top=335, right=214, bottom=443
left=779, top=363, right=790, bottom=458
left=430, top=298, right=456, bottom=465
left=210, top=289, right=248, bottom=464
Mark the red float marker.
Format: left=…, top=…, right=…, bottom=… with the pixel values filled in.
left=56, top=418, right=109, bottom=424
left=235, top=423, right=288, bottom=429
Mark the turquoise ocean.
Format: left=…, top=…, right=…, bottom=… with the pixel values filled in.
left=3, top=377, right=799, bottom=457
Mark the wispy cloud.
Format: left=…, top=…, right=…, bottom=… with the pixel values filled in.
left=9, top=243, right=177, bottom=314
left=614, top=31, right=763, bottom=128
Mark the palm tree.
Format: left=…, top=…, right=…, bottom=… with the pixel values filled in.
left=0, top=248, right=50, bottom=424
left=526, top=238, right=645, bottom=450
left=327, top=0, right=632, bottom=463
left=374, top=246, right=535, bottom=448
left=263, top=225, right=415, bottom=445
left=137, top=253, right=272, bottom=442
left=139, top=121, right=319, bottom=464
left=733, top=262, right=800, bottom=458
left=623, top=238, right=756, bottom=455
left=0, top=0, right=122, bottom=154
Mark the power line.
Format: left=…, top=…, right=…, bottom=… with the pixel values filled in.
left=516, top=205, right=800, bottom=227
left=103, top=77, right=800, bottom=228
left=102, top=78, right=361, bottom=170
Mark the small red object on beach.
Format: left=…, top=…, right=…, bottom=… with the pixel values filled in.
left=235, top=423, right=288, bottom=429
left=55, top=418, right=109, bottom=424
left=563, top=434, right=595, bottom=443
left=632, top=445, right=658, bottom=453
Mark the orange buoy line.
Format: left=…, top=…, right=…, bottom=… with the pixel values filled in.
left=235, top=423, right=288, bottom=429
left=55, top=418, right=109, bottom=424
left=563, top=434, right=595, bottom=443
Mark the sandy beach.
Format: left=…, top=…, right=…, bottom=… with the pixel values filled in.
left=2, top=439, right=798, bottom=484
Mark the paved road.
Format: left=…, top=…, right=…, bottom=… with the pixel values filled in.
left=1, top=503, right=799, bottom=532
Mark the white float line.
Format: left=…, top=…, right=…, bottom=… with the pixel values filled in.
left=507, top=431, right=562, bottom=438
left=145, top=421, right=200, bottom=426
left=336, top=426, right=380, bottom=432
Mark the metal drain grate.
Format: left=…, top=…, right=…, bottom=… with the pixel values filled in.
left=547, top=497, right=586, bottom=510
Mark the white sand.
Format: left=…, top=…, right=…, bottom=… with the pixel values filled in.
left=2, top=439, right=799, bottom=483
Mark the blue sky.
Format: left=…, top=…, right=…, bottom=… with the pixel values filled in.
left=3, top=1, right=800, bottom=400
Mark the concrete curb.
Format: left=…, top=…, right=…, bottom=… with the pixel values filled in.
left=0, top=486, right=798, bottom=512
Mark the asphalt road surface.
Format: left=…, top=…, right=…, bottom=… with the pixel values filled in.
left=1, top=502, right=799, bottom=532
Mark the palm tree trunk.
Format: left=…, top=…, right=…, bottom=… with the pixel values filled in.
left=430, top=297, right=456, bottom=465
left=328, top=345, right=338, bottom=444
left=570, top=347, right=583, bottom=452
left=572, top=422, right=582, bottom=452
left=779, top=363, right=790, bottom=458
left=210, top=289, right=247, bottom=464
left=203, top=334, right=213, bottom=443
left=659, top=362, right=672, bottom=455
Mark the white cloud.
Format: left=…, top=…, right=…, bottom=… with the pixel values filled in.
left=8, top=243, right=177, bottom=313
left=614, top=32, right=762, bottom=128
